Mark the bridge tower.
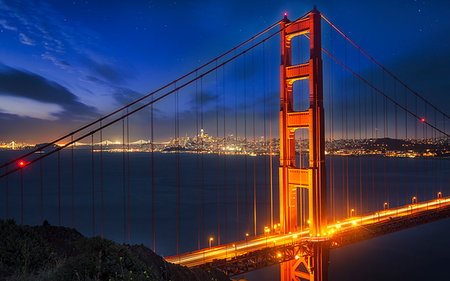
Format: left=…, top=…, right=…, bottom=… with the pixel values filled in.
left=279, top=6, right=328, bottom=281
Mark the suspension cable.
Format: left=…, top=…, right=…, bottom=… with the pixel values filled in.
left=321, top=14, right=449, bottom=120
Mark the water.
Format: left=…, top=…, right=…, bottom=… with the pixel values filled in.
left=0, top=150, right=448, bottom=280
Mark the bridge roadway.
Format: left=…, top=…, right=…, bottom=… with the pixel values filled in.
left=166, top=196, right=450, bottom=268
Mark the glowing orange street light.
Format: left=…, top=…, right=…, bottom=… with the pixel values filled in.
left=264, top=227, right=270, bottom=247
left=437, top=192, right=442, bottom=199
left=412, top=196, right=417, bottom=204
left=245, top=233, right=249, bottom=251
left=383, top=202, right=389, bottom=210
left=209, top=237, right=214, bottom=248
left=350, top=208, right=355, bottom=217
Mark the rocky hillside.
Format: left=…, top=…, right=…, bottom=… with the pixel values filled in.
left=0, top=219, right=230, bottom=281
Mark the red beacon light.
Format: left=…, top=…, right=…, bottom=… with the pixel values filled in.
left=420, top=118, right=426, bottom=123
left=284, top=12, right=287, bottom=18
left=18, top=160, right=25, bottom=167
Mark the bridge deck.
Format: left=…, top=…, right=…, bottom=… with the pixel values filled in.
left=166, top=197, right=450, bottom=273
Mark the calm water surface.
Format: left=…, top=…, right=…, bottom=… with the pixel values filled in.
left=0, top=150, right=448, bottom=280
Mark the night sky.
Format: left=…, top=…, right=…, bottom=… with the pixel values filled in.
left=0, top=0, right=448, bottom=143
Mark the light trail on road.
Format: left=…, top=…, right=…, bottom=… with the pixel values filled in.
left=166, top=196, right=450, bottom=267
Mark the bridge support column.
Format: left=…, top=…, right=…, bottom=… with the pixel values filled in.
left=280, top=6, right=328, bottom=281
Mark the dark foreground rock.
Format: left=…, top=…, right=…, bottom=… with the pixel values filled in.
left=0, top=219, right=230, bottom=281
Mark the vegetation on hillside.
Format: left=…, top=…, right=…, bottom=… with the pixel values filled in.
left=0, top=220, right=229, bottom=281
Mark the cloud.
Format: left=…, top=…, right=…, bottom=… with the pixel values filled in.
left=189, top=91, right=219, bottom=106
left=18, top=32, right=34, bottom=45
left=0, top=95, right=63, bottom=120
left=0, top=19, right=16, bottom=31
left=0, top=65, right=97, bottom=120
left=113, top=87, right=144, bottom=106
left=83, top=57, right=133, bottom=84
left=41, top=52, right=70, bottom=69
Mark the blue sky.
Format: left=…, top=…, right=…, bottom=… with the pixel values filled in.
left=0, top=0, right=448, bottom=142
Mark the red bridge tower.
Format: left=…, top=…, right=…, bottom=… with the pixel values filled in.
left=279, top=6, right=328, bottom=281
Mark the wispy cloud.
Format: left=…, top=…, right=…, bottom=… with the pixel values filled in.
left=0, top=19, right=16, bottom=31
left=18, top=32, right=34, bottom=45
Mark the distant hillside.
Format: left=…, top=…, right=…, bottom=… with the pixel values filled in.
left=0, top=220, right=230, bottom=281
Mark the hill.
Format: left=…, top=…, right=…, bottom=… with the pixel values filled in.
left=0, top=219, right=230, bottom=281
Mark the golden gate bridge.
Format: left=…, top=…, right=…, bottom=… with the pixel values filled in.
left=1, top=6, right=449, bottom=281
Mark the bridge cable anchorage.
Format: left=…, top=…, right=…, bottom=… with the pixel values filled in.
left=0, top=12, right=310, bottom=180
left=321, top=14, right=449, bottom=120
left=0, top=19, right=286, bottom=173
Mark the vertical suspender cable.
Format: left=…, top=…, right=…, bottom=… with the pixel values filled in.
left=5, top=167, right=7, bottom=220
left=100, top=121, right=104, bottom=238
left=127, top=109, right=131, bottom=242
left=358, top=52, right=362, bottom=216
left=20, top=168, right=23, bottom=224
left=151, top=96, right=155, bottom=251
left=122, top=117, right=126, bottom=244
left=269, top=38, right=273, bottom=230
left=91, top=134, right=95, bottom=236
left=195, top=73, right=200, bottom=249
left=175, top=83, right=180, bottom=255
left=40, top=159, right=43, bottom=224
left=200, top=77, right=205, bottom=248
left=252, top=46, right=257, bottom=237
left=216, top=62, right=221, bottom=245
left=222, top=65, right=227, bottom=243
left=234, top=52, right=239, bottom=241
left=405, top=87, right=408, bottom=206
left=71, top=135, right=74, bottom=227
left=244, top=52, right=248, bottom=234
left=58, top=150, right=61, bottom=225
left=394, top=81, right=399, bottom=209
left=263, top=40, right=268, bottom=228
